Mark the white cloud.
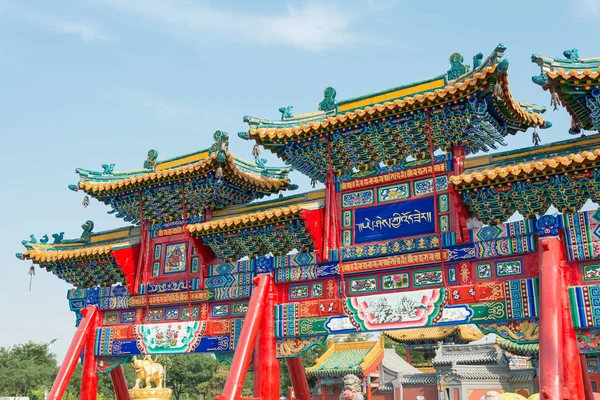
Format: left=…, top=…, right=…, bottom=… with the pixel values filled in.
left=0, top=1, right=110, bottom=42
left=575, top=0, right=600, bottom=18
left=97, top=0, right=361, bottom=52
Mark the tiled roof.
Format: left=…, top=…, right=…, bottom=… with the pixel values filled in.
left=399, top=374, right=438, bottom=386
left=21, top=241, right=135, bottom=263
left=305, top=338, right=384, bottom=377
left=546, top=66, right=600, bottom=81
left=497, top=339, right=539, bottom=356
left=434, top=343, right=504, bottom=365
left=383, top=325, right=484, bottom=343
left=247, top=64, right=544, bottom=143
left=450, top=149, right=600, bottom=186
left=187, top=202, right=320, bottom=234
left=77, top=153, right=290, bottom=194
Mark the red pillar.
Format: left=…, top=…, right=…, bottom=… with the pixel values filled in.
left=254, top=274, right=280, bottom=400
left=321, top=384, right=327, bottom=400
left=110, top=365, right=131, bottom=400
left=538, top=237, right=564, bottom=399
left=405, top=348, right=411, bottom=365
left=366, top=377, right=372, bottom=400
left=81, top=308, right=99, bottom=400
left=560, top=262, right=585, bottom=398
left=48, top=306, right=98, bottom=400
left=287, top=357, right=311, bottom=400
left=217, top=274, right=269, bottom=400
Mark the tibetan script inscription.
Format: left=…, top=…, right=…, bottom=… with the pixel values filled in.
left=354, top=197, right=436, bottom=244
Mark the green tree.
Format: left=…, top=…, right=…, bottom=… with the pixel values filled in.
left=168, top=354, right=218, bottom=400
left=0, top=342, right=58, bottom=399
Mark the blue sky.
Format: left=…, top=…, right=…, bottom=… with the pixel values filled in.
left=1, top=0, right=599, bottom=361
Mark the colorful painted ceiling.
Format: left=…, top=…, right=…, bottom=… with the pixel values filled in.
left=240, top=44, right=548, bottom=182
left=305, top=337, right=384, bottom=377
left=532, top=49, right=600, bottom=132
left=70, top=131, right=295, bottom=224
left=187, top=197, right=324, bottom=262
left=17, top=224, right=140, bottom=288
left=451, top=137, right=600, bottom=224
left=383, top=325, right=484, bottom=345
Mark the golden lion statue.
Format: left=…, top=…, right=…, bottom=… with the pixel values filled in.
left=132, top=356, right=164, bottom=389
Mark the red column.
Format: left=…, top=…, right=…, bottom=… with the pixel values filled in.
left=81, top=308, right=99, bottom=400
left=217, top=274, right=269, bottom=400
left=287, top=357, right=311, bottom=400
left=321, top=384, right=327, bottom=400
left=560, top=262, right=585, bottom=398
left=405, top=348, right=411, bottom=365
left=538, top=237, right=564, bottom=399
left=110, top=365, right=131, bottom=400
left=48, top=306, right=98, bottom=400
left=366, top=377, right=371, bottom=400
left=254, top=274, right=280, bottom=400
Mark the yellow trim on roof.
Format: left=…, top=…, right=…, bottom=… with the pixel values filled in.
left=156, top=151, right=209, bottom=171
left=187, top=202, right=320, bottom=234
left=384, top=325, right=484, bottom=342
left=90, top=229, right=132, bottom=243
left=338, top=78, right=446, bottom=112
left=249, top=65, right=544, bottom=142
left=22, top=240, right=138, bottom=263
left=450, top=149, right=600, bottom=185
left=79, top=153, right=288, bottom=194
left=547, top=67, right=600, bottom=81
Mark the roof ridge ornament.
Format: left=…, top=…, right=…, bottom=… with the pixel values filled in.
left=563, top=48, right=580, bottom=62
left=279, top=105, right=293, bottom=120
left=318, top=87, right=337, bottom=114
left=447, top=52, right=470, bottom=80
left=144, top=149, right=158, bottom=170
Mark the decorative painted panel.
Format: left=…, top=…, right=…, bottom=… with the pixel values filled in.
left=345, top=289, right=445, bottom=330
left=342, top=189, right=374, bottom=208
left=377, top=183, right=410, bottom=203
left=290, top=284, right=310, bottom=299
left=153, top=244, right=162, bottom=260
left=496, top=259, right=523, bottom=277
left=231, top=302, right=248, bottom=316
left=348, top=277, right=378, bottom=294
left=413, top=268, right=443, bottom=287
left=164, top=242, right=187, bottom=274
left=381, top=272, right=409, bottom=291
left=477, top=262, right=493, bottom=280
left=341, top=211, right=352, bottom=228
left=211, top=304, right=230, bottom=318
left=413, top=176, right=448, bottom=196
left=438, top=194, right=449, bottom=212
left=583, top=263, right=600, bottom=282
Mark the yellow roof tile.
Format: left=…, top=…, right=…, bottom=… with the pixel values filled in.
left=450, top=148, right=600, bottom=185
left=187, top=203, right=319, bottom=234
left=384, top=325, right=484, bottom=343
left=22, top=241, right=136, bottom=263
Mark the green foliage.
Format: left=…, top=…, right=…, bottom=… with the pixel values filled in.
left=168, top=354, right=218, bottom=400
left=382, top=335, right=426, bottom=364
left=0, top=342, right=58, bottom=399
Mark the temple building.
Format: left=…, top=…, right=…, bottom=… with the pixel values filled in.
left=16, top=45, right=600, bottom=400
left=303, top=334, right=537, bottom=400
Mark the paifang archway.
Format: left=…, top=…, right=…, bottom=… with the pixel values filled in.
left=17, top=45, right=600, bottom=400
